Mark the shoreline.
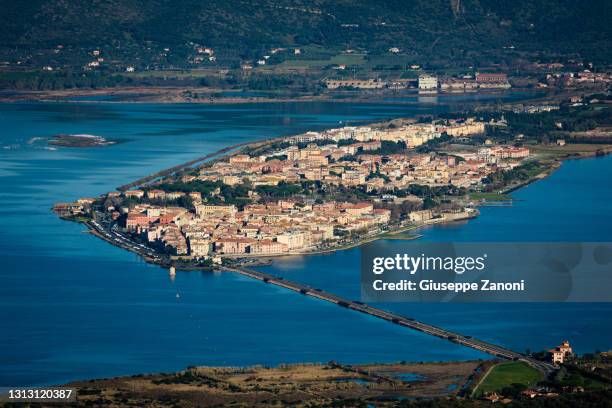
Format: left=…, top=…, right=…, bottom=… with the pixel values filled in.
left=220, top=211, right=479, bottom=261
left=56, top=359, right=486, bottom=405
left=78, top=211, right=479, bottom=269
left=0, top=86, right=541, bottom=105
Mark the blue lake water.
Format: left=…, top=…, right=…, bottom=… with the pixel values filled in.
left=0, top=94, right=609, bottom=387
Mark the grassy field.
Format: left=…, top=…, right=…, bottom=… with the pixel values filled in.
left=274, top=53, right=366, bottom=69
left=363, top=54, right=417, bottom=69
left=125, top=69, right=224, bottom=79
left=475, top=362, right=543, bottom=395
left=530, top=143, right=612, bottom=159
left=68, top=361, right=480, bottom=406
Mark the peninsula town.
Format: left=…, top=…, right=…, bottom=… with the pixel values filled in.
left=54, top=114, right=538, bottom=265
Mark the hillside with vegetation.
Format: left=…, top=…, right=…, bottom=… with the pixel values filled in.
left=0, top=0, right=610, bottom=90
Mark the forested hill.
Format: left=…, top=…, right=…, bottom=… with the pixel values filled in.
left=0, top=0, right=610, bottom=68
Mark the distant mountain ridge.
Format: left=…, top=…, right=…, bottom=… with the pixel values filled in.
left=0, top=0, right=610, bottom=67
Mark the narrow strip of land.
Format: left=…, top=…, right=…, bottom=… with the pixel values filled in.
left=116, top=142, right=249, bottom=191
left=115, top=133, right=295, bottom=191
left=220, top=265, right=555, bottom=375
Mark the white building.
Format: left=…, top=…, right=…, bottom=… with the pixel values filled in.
left=418, top=75, right=438, bottom=93
left=189, top=238, right=210, bottom=257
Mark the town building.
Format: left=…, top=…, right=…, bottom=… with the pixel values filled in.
left=418, top=75, right=438, bottom=93
left=549, top=340, right=573, bottom=364
left=475, top=72, right=511, bottom=89
left=325, top=79, right=387, bottom=89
